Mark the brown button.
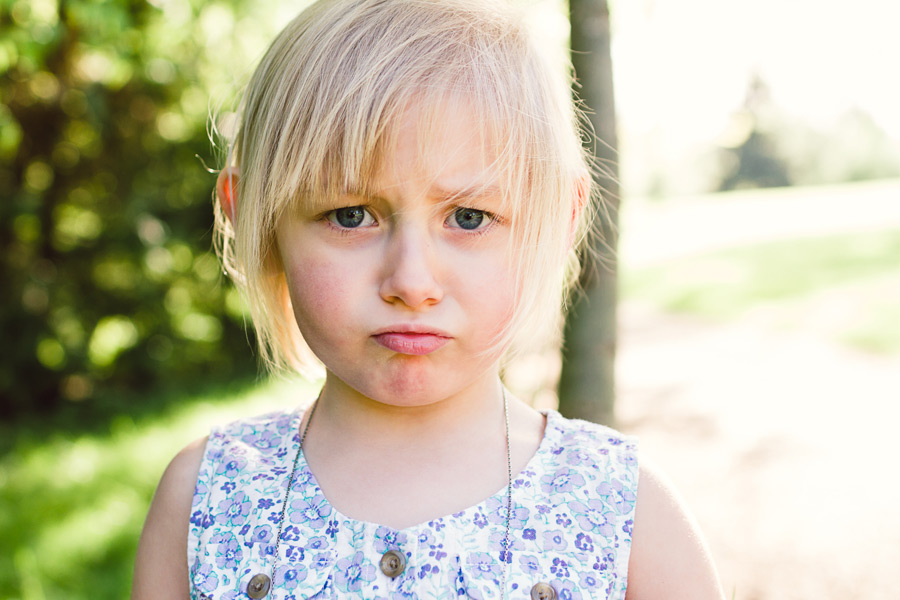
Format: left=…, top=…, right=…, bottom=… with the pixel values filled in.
left=531, top=582, right=557, bottom=600
left=247, top=573, right=271, bottom=599
left=379, top=549, right=406, bottom=577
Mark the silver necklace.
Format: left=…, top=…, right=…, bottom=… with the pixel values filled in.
left=246, top=388, right=512, bottom=599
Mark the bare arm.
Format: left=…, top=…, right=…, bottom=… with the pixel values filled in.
left=625, top=460, right=724, bottom=600
left=131, top=436, right=207, bottom=600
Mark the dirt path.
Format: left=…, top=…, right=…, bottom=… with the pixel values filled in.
left=616, top=300, right=900, bottom=600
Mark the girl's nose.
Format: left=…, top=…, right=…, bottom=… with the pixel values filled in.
left=379, top=226, right=444, bottom=309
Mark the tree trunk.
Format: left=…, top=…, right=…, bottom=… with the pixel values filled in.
left=558, top=0, right=619, bottom=426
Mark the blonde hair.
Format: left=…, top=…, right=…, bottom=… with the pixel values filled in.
left=215, top=0, right=598, bottom=375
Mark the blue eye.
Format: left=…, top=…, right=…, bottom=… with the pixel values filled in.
left=328, top=206, right=374, bottom=228
left=450, top=207, right=489, bottom=230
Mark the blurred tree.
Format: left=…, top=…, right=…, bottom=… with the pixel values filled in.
left=718, top=75, right=791, bottom=191
left=558, top=0, right=619, bottom=425
left=0, top=0, right=281, bottom=419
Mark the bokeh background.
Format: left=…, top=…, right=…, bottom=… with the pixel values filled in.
left=1, top=0, right=898, bottom=598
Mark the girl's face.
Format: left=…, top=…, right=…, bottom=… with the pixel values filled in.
left=275, top=100, right=517, bottom=406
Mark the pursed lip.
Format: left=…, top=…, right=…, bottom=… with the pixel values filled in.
left=371, top=325, right=452, bottom=355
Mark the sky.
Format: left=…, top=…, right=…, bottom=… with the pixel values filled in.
left=613, top=0, right=900, bottom=138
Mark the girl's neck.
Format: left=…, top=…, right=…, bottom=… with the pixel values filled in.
left=299, top=369, right=545, bottom=529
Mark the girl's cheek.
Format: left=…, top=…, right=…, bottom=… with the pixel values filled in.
left=288, top=257, right=354, bottom=319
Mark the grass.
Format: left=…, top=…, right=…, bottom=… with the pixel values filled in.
left=0, top=377, right=318, bottom=600
left=623, top=229, right=900, bottom=354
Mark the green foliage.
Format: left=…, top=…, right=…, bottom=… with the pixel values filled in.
left=0, top=0, right=310, bottom=417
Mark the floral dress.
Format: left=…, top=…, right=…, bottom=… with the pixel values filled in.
left=188, top=409, right=639, bottom=600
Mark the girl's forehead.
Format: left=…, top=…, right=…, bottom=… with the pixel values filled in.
left=370, top=98, right=507, bottom=198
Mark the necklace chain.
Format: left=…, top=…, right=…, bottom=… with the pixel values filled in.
left=268, top=396, right=319, bottom=574
left=256, top=388, right=511, bottom=599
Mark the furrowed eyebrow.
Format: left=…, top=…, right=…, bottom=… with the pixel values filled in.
left=431, top=183, right=503, bottom=204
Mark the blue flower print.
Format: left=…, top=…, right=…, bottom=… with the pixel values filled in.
left=257, top=497, right=274, bottom=510
left=200, top=512, right=214, bottom=528
left=334, top=551, right=376, bottom=592
left=489, top=530, right=524, bottom=553
left=565, top=448, right=591, bottom=467
left=289, top=466, right=314, bottom=492
left=190, top=509, right=205, bottom=527
left=540, top=468, right=586, bottom=495
left=288, top=493, right=331, bottom=528
left=574, top=532, right=594, bottom=552
left=306, top=535, right=329, bottom=551
left=280, top=525, right=301, bottom=542
left=429, top=543, right=447, bottom=561
left=391, top=573, right=420, bottom=599
left=623, top=518, right=634, bottom=535
left=252, top=472, right=274, bottom=483
left=484, top=497, right=530, bottom=529
left=207, top=445, right=224, bottom=462
left=552, top=578, right=582, bottom=600
left=596, top=479, right=637, bottom=515
left=215, top=491, right=251, bottom=526
left=374, top=527, right=408, bottom=553
left=543, top=530, right=567, bottom=551
left=417, top=563, right=439, bottom=579
left=555, top=513, right=572, bottom=527
left=191, top=560, right=219, bottom=593
left=312, top=552, right=331, bottom=571
left=600, top=546, right=616, bottom=566
left=242, top=429, right=281, bottom=452
left=215, top=455, right=247, bottom=478
left=518, top=554, right=541, bottom=575
left=251, top=525, right=272, bottom=545
left=568, top=499, right=615, bottom=537
left=466, top=552, right=501, bottom=580
left=274, top=564, right=308, bottom=590
left=579, top=571, right=602, bottom=591
left=211, top=532, right=242, bottom=570
left=193, top=481, right=208, bottom=507
left=472, top=512, right=488, bottom=529
left=416, top=529, right=434, bottom=547
left=550, top=557, right=569, bottom=578
left=522, top=528, right=536, bottom=541
left=326, top=518, right=339, bottom=537
left=272, top=413, right=294, bottom=436
left=463, top=585, right=485, bottom=600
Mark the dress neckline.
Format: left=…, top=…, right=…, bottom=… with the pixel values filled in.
left=287, top=408, right=561, bottom=534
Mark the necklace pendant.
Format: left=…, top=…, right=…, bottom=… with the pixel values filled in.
left=247, top=573, right=271, bottom=599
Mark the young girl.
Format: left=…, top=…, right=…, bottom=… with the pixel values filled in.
left=133, top=0, right=724, bottom=598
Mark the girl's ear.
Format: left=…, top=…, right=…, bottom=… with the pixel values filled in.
left=216, top=166, right=240, bottom=224
left=569, top=172, right=590, bottom=249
